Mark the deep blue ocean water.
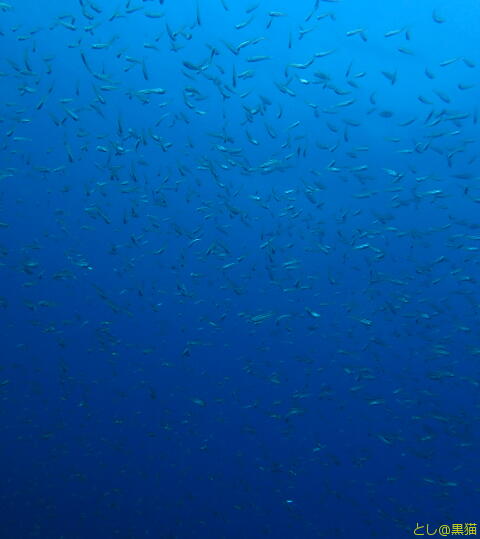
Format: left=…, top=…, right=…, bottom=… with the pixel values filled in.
left=1, top=1, right=480, bottom=537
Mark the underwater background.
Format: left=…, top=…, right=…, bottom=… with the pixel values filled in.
left=1, top=0, right=480, bottom=537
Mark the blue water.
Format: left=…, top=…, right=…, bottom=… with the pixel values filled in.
left=1, top=1, right=480, bottom=537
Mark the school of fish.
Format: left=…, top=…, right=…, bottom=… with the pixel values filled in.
left=1, top=0, right=480, bottom=537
